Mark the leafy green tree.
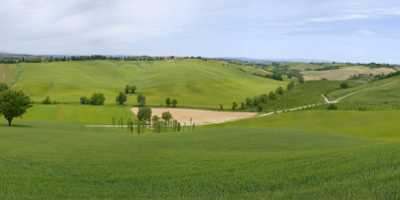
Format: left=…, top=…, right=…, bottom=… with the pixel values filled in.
left=287, top=81, right=295, bottom=91
left=298, top=75, right=305, bottom=83
left=116, top=92, right=127, bottom=105
left=137, top=106, right=152, bottom=122
left=0, top=90, right=32, bottom=126
left=137, top=94, right=146, bottom=107
left=340, top=82, right=349, bottom=89
left=240, top=102, right=246, bottom=110
left=0, top=83, right=8, bottom=92
left=260, top=94, right=268, bottom=103
left=42, top=96, right=52, bottom=104
left=269, top=91, right=277, bottom=100
left=152, top=115, right=160, bottom=124
left=162, top=112, right=172, bottom=122
left=125, top=85, right=137, bottom=94
left=125, top=85, right=130, bottom=94
left=80, top=96, right=90, bottom=105
left=276, top=87, right=285, bottom=95
left=171, top=99, right=178, bottom=107
left=91, top=93, right=106, bottom=105
left=165, top=98, right=171, bottom=107
left=152, top=115, right=162, bottom=133
left=245, top=98, right=253, bottom=107
left=232, top=102, right=238, bottom=111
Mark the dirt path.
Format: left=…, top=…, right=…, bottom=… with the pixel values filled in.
left=131, top=107, right=257, bottom=125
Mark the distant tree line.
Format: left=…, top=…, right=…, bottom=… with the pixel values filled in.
left=0, top=55, right=210, bottom=64
left=232, top=81, right=297, bottom=112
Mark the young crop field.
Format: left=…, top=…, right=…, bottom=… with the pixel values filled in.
left=1, top=60, right=286, bottom=108
left=329, top=75, right=400, bottom=110
left=1, top=111, right=400, bottom=199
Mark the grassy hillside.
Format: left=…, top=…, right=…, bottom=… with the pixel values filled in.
left=255, top=80, right=346, bottom=112
left=329, top=75, right=400, bottom=110
left=1, top=111, right=400, bottom=199
left=0, top=59, right=286, bottom=108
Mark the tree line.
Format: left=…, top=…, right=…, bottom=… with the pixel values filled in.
left=230, top=81, right=297, bottom=112
left=0, top=55, right=209, bottom=64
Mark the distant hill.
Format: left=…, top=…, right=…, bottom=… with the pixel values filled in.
left=0, top=52, right=33, bottom=58
left=0, top=59, right=286, bottom=108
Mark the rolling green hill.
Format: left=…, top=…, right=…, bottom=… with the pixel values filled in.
left=1, top=111, right=400, bottom=199
left=0, top=59, right=286, bottom=108
left=329, top=75, right=400, bottom=110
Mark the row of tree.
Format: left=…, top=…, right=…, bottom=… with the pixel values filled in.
left=0, top=56, right=209, bottom=64
left=0, top=83, right=32, bottom=126
left=80, top=93, right=106, bottom=105
left=232, top=81, right=296, bottom=112
left=165, top=98, right=178, bottom=107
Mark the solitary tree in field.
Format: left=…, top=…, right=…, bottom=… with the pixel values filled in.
left=0, top=90, right=32, bottom=126
left=232, top=102, right=238, bottom=111
left=171, top=99, right=178, bottom=107
left=116, top=92, right=127, bottom=105
left=165, top=98, right=171, bottom=107
left=137, top=94, right=146, bottom=107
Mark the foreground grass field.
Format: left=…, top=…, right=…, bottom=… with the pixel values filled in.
left=0, top=59, right=285, bottom=108
left=1, top=111, right=400, bottom=199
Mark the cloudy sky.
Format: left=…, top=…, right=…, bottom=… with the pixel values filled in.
left=1, top=0, right=400, bottom=63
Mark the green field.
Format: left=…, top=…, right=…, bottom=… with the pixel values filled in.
left=1, top=59, right=400, bottom=199
left=1, top=111, right=400, bottom=199
left=261, top=80, right=343, bottom=111
left=0, top=59, right=285, bottom=108
left=329, top=75, right=400, bottom=110
left=21, top=104, right=132, bottom=124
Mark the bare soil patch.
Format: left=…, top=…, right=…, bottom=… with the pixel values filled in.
left=131, top=107, right=257, bottom=125
left=303, top=67, right=395, bottom=81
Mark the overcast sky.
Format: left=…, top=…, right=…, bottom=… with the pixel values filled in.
left=1, top=0, right=400, bottom=63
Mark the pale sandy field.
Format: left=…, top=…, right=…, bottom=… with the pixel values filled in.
left=303, top=67, right=395, bottom=81
left=131, top=107, right=257, bottom=125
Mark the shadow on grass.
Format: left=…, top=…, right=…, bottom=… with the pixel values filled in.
left=0, top=124, right=33, bottom=128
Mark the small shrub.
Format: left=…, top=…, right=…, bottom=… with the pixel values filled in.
left=340, top=82, right=349, bottom=89
left=90, top=93, right=106, bottom=105
left=42, top=96, right=52, bottom=104
left=116, top=92, right=127, bottom=105
left=80, top=96, right=90, bottom=105
left=327, top=104, right=338, bottom=110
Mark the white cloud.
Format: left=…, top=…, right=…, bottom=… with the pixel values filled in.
left=310, top=14, right=369, bottom=23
